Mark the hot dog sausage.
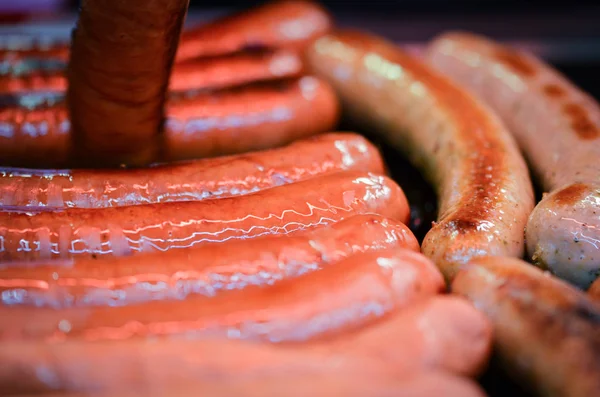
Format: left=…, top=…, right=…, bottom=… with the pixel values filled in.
left=175, top=0, right=332, bottom=62
left=427, top=32, right=600, bottom=289
left=0, top=77, right=339, bottom=168
left=0, top=248, right=442, bottom=341
left=589, top=277, right=600, bottom=301
left=452, top=256, right=600, bottom=397
left=0, top=214, right=419, bottom=307
left=67, top=0, right=189, bottom=167
left=0, top=49, right=303, bottom=94
left=305, top=30, right=534, bottom=280
left=0, top=171, right=409, bottom=261
left=0, top=133, right=383, bottom=208
left=0, top=296, right=490, bottom=394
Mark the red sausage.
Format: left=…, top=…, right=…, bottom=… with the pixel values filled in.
left=67, top=0, right=189, bottom=167
left=0, top=171, right=409, bottom=261
left=0, top=248, right=442, bottom=342
left=0, top=133, right=383, bottom=208
left=0, top=49, right=303, bottom=95
left=0, top=77, right=339, bottom=168
left=0, top=214, right=419, bottom=307
left=175, top=0, right=332, bottom=62
left=306, top=30, right=534, bottom=281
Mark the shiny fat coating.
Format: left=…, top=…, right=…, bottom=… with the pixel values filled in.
left=452, top=256, right=600, bottom=397
left=67, top=0, right=189, bottom=167
left=0, top=171, right=409, bottom=261
left=306, top=30, right=534, bottom=281
left=0, top=133, right=384, bottom=208
left=0, top=77, right=339, bottom=168
left=0, top=248, right=443, bottom=342
left=0, top=214, right=419, bottom=308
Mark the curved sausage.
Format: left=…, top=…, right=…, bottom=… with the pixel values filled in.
left=0, top=171, right=409, bottom=261
left=0, top=133, right=383, bottom=208
left=0, top=214, right=419, bottom=307
left=305, top=30, right=534, bottom=280
left=452, top=256, right=600, bottom=397
left=427, top=32, right=600, bottom=288
left=0, top=335, right=487, bottom=396
left=0, top=49, right=303, bottom=94
left=67, top=0, right=189, bottom=167
left=589, top=277, right=600, bottom=301
left=175, top=0, right=332, bottom=62
left=0, top=248, right=443, bottom=341
left=0, top=77, right=339, bottom=168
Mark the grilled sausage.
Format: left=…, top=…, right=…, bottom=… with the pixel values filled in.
left=0, top=248, right=442, bottom=341
left=427, top=32, right=600, bottom=288
left=0, top=133, right=383, bottom=208
left=452, top=256, right=600, bottom=397
left=0, top=78, right=339, bottom=168
left=0, top=49, right=303, bottom=94
left=0, top=214, right=419, bottom=307
left=305, top=30, right=534, bottom=280
left=0, top=171, right=409, bottom=261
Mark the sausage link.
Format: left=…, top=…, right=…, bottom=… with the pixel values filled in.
left=0, top=334, right=487, bottom=396
left=305, top=30, right=534, bottom=280
left=0, top=77, right=339, bottom=168
left=175, top=0, right=332, bottom=62
left=0, top=248, right=442, bottom=341
left=427, top=32, right=600, bottom=288
left=589, top=277, right=600, bottom=301
left=0, top=214, right=418, bottom=307
left=0, top=171, right=409, bottom=261
left=452, top=256, right=600, bottom=397
left=0, top=133, right=383, bottom=208
left=0, top=49, right=304, bottom=94
left=67, top=0, right=189, bottom=167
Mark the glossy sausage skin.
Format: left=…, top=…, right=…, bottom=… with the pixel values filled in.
left=306, top=30, right=534, bottom=280
left=0, top=78, right=339, bottom=168
left=452, top=256, right=600, bottom=397
left=589, top=277, right=600, bottom=301
left=0, top=171, right=409, bottom=261
left=0, top=133, right=383, bottom=208
left=0, top=214, right=419, bottom=307
left=0, top=248, right=443, bottom=341
left=427, top=32, right=600, bottom=288
left=0, top=49, right=304, bottom=94
left=175, top=0, right=332, bottom=62
left=67, top=0, right=189, bottom=167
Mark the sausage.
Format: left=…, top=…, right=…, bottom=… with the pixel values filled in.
left=175, top=0, right=332, bottom=62
left=426, top=32, right=600, bottom=289
left=0, top=77, right=339, bottom=168
left=305, top=30, right=535, bottom=281
left=0, top=247, right=442, bottom=341
left=0, top=49, right=304, bottom=94
left=0, top=214, right=419, bottom=307
left=0, top=133, right=383, bottom=208
left=452, top=256, right=600, bottom=397
left=0, top=171, right=409, bottom=261
left=23, top=372, right=486, bottom=397
left=67, top=0, right=189, bottom=167
left=0, top=335, right=487, bottom=396
left=0, top=0, right=332, bottom=66
left=589, top=277, right=600, bottom=301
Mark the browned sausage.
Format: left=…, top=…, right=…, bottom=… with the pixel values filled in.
left=0, top=248, right=443, bottom=341
left=0, top=297, right=490, bottom=394
left=0, top=171, right=409, bottom=261
left=0, top=214, right=419, bottom=307
left=0, top=78, right=339, bottom=168
left=305, top=30, right=534, bottom=281
left=427, top=32, right=600, bottom=289
left=452, top=256, right=600, bottom=397
left=175, top=0, right=333, bottom=62
left=0, top=49, right=303, bottom=94
left=0, top=133, right=383, bottom=208
left=67, top=0, right=189, bottom=167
